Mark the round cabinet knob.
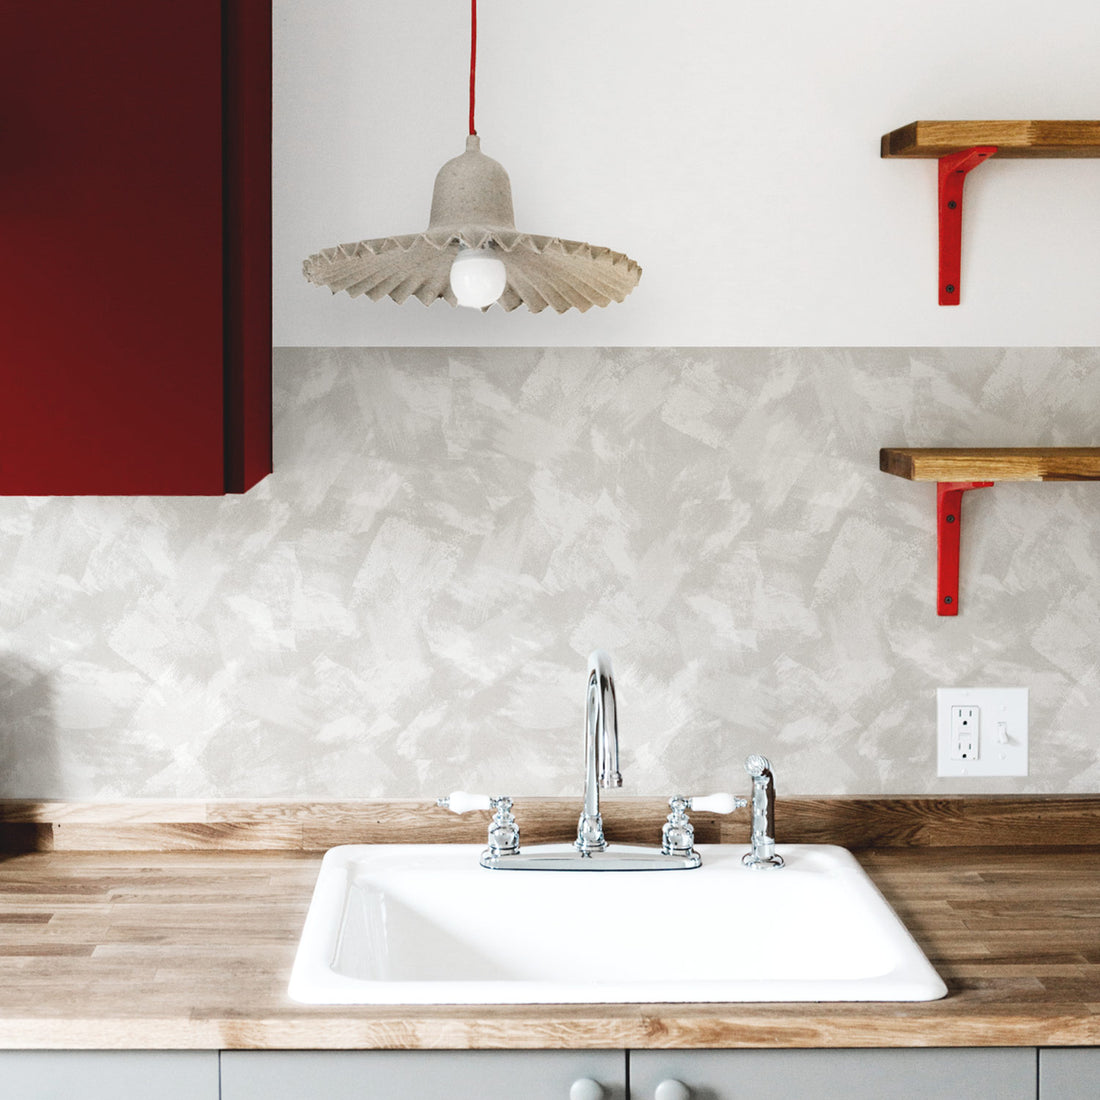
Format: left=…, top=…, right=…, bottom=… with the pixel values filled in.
left=569, top=1079, right=606, bottom=1100
left=655, top=1080, right=692, bottom=1100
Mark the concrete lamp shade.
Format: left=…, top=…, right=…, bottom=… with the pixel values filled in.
left=303, top=135, right=642, bottom=314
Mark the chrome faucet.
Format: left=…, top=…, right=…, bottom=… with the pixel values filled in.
left=575, top=649, right=622, bottom=854
left=439, top=652, right=778, bottom=871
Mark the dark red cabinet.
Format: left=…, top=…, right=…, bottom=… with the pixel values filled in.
left=0, top=0, right=271, bottom=494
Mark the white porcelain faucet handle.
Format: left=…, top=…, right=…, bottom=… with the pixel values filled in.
left=436, top=791, right=492, bottom=814
left=688, top=792, right=747, bottom=814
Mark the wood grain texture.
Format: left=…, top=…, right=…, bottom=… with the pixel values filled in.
left=880, top=447, right=1100, bottom=482
left=1, top=796, right=1098, bottom=852
left=0, top=847, right=1096, bottom=1049
left=772, top=796, right=1100, bottom=850
left=881, top=121, right=1100, bottom=158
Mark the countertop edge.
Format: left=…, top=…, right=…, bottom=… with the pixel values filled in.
left=1, top=1010, right=1098, bottom=1051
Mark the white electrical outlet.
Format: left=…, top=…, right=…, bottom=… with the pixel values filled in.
left=949, top=705, right=979, bottom=761
left=937, top=687, right=1028, bottom=777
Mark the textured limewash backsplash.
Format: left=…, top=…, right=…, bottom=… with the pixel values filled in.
left=1, top=347, right=1098, bottom=799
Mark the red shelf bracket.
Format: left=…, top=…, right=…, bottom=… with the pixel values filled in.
left=938, top=146, right=997, bottom=305
left=936, top=481, right=994, bottom=615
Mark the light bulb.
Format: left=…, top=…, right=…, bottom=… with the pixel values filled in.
left=449, top=245, right=506, bottom=309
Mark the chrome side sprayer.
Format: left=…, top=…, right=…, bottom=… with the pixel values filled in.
left=742, top=754, right=784, bottom=869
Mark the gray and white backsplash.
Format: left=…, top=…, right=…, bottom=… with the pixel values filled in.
left=1, top=347, right=1098, bottom=799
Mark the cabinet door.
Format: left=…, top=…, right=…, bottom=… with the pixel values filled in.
left=1040, top=1048, right=1100, bottom=1099
left=629, top=1048, right=1037, bottom=1100
left=220, top=1050, right=627, bottom=1100
left=0, top=1, right=271, bottom=495
left=0, top=1051, right=218, bottom=1100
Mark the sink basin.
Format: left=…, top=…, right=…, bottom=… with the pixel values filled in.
left=288, top=843, right=947, bottom=1005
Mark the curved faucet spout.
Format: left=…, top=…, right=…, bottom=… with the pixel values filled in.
left=576, top=649, right=622, bottom=854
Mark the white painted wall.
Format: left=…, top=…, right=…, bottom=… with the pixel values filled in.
left=274, top=0, right=1100, bottom=347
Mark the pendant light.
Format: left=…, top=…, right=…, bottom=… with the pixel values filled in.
left=302, top=0, right=641, bottom=314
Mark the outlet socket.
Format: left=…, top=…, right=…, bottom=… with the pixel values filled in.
left=937, top=687, right=1028, bottom=777
left=949, top=705, right=980, bottom=761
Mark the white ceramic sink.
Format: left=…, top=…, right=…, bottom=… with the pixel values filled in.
left=288, top=843, right=947, bottom=1005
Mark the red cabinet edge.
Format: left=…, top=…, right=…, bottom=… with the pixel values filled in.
left=224, top=0, right=273, bottom=495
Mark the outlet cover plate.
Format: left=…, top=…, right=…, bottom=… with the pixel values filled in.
left=937, top=687, right=1028, bottom=777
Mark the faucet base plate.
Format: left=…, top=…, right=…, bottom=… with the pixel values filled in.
left=480, top=843, right=702, bottom=872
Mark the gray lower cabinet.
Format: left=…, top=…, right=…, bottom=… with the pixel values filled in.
left=0, top=1051, right=218, bottom=1099
left=220, top=1050, right=628, bottom=1100
left=1040, top=1048, right=1100, bottom=1099
left=3, top=1046, right=1091, bottom=1097
left=629, top=1048, right=1038, bottom=1100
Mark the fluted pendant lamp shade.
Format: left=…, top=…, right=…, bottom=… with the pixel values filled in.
left=303, top=136, right=641, bottom=313
left=302, top=2, right=640, bottom=314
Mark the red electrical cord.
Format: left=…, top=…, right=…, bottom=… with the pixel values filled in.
left=468, top=0, right=477, bottom=135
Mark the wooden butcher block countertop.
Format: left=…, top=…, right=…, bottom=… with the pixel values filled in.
left=0, top=796, right=1097, bottom=1050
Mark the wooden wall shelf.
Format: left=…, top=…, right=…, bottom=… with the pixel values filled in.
left=880, top=447, right=1100, bottom=482
left=881, top=120, right=1100, bottom=159
left=880, top=448, right=1100, bottom=616
left=881, top=121, right=1100, bottom=305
